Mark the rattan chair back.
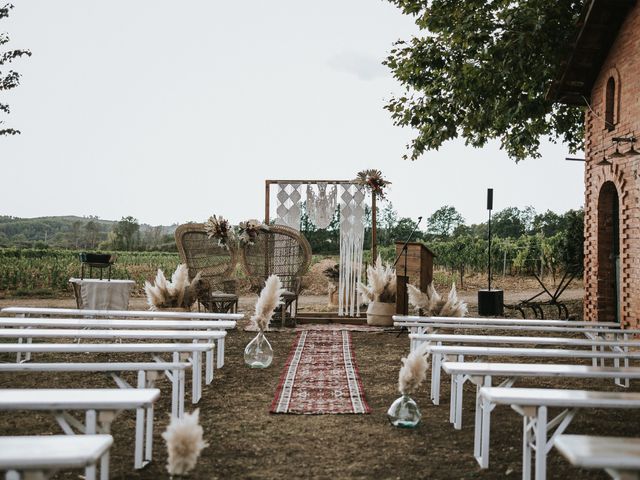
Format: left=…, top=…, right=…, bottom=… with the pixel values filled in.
left=240, top=224, right=312, bottom=294
left=174, top=223, right=237, bottom=293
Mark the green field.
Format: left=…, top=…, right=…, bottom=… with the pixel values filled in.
left=0, top=248, right=180, bottom=296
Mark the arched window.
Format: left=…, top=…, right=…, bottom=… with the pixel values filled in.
left=605, top=76, right=616, bottom=130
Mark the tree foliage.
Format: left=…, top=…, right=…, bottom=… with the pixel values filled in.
left=0, top=3, right=31, bottom=136
left=426, top=205, right=464, bottom=238
left=384, top=0, right=584, bottom=161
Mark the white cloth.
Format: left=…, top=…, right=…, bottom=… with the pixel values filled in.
left=338, top=185, right=365, bottom=317
left=69, top=278, right=135, bottom=310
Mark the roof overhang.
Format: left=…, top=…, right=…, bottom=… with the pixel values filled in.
left=546, top=0, right=636, bottom=106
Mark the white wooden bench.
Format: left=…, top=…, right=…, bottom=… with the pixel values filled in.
left=1, top=307, right=239, bottom=369
left=0, top=327, right=225, bottom=382
left=425, top=345, right=640, bottom=405
left=0, top=343, right=212, bottom=404
left=477, top=387, right=640, bottom=480
left=394, top=315, right=620, bottom=328
left=554, top=434, right=640, bottom=480
left=0, top=361, right=189, bottom=418
left=403, top=323, right=640, bottom=351
left=0, top=434, right=113, bottom=480
left=443, top=361, right=640, bottom=430
left=1, top=306, right=242, bottom=320
left=416, top=332, right=638, bottom=382
left=0, top=388, right=160, bottom=472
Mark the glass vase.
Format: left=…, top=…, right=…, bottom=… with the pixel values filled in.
left=244, top=331, right=273, bottom=368
left=387, top=394, right=421, bottom=428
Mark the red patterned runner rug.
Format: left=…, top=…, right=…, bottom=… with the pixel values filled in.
left=270, top=330, right=371, bottom=414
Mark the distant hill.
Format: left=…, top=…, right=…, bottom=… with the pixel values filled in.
left=0, top=215, right=178, bottom=251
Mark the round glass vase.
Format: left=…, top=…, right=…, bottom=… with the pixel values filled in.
left=387, top=394, right=422, bottom=428
left=244, top=331, right=273, bottom=368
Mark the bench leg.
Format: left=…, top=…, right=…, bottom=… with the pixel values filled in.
left=85, top=409, right=98, bottom=479
left=179, top=369, right=186, bottom=417
left=474, top=377, right=493, bottom=469
left=217, top=337, right=225, bottom=369
left=145, top=402, right=154, bottom=465
left=534, top=406, right=547, bottom=480
left=171, top=367, right=179, bottom=418
left=203, top=341, right=214, bottom=384
left=431, top=352, right=442, bottom=405
left=192, top=351, right=202, bottom=404
left=100, top=451, right=110, bottom=480
left=135, top=371, right=146, bottom=469
left=523, top=414, right=533, bottom=480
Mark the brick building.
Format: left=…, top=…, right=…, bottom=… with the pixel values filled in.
left=548, top=0, right=639, bottom=327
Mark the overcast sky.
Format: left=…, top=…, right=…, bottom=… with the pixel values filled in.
left=2, top=1, right=584, bottom=227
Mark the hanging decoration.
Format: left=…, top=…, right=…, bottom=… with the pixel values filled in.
left=338, top=184, right=365, bottom=317
left=305, top=182, right=337, bottom=229
left=355, top=169, right=391, bottom=199
left=276, top=183, right=302, bottom=229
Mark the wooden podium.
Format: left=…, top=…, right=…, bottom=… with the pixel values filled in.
left=395, top=242, right=435, bottom=315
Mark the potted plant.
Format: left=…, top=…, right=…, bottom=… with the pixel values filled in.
left=358, top=256, right=396, bottom=326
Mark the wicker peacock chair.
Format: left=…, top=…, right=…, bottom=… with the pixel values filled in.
left=174, top=223, right=238, bottom=313
left=240, top=224, right=312, bottom=326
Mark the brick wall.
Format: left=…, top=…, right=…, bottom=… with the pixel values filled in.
left=584, top=2, right=640, bottom=327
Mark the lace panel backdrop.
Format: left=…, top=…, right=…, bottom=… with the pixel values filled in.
left=275, top=183, right=302, bottom=230
left=338, top=184, right=365, bottom=317
left=305, top=183, right=337, bottom=229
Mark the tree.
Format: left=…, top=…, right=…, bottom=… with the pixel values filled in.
left=1, top=4, right=31, bottom=136
left=492, top=206, right=535, bottom=238
left=384, top=0, right=584, bottom=161
left=426, top=205, right=464, bottom=239
left=112, top=216, right=140, bottom=251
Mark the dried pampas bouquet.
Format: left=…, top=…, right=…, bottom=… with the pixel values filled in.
left=144, top=264, right=202, bottom=310
left=358, top=255, right=397, bottom=304
left=407, top=282, right=467, bottom=317
left=387, top=343, right=430, bottom=428
left=244, top=274, right=285, bottom=368
left=250, top=274, right=286, bottom=332
left=162, top=409, right=208, bottom=476
left=204, top=214, right=235, bottom=249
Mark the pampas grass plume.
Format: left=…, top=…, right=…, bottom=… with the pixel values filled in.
left=398, top=343, right=430, bottom=395
left=251, top=274, right=286, bottom=331
left=162, top=409, right=208, bottom=476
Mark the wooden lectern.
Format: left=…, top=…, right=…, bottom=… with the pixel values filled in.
left=395, top=242, right=435, bottom=315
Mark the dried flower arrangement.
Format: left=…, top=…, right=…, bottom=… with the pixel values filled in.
left=355, top=169, right=391, bottom=199
left=358, top=256, right=397, bottom=304
left=144, top=264, right=203, bottom=310
left=323, top=263, right=340, bottom=283
left=398, top=343, right=430, bottom=396
left=204, top=214, right=235, bottom=248
left=407, top=282, right=468, bottom=317
left=250, top=274, right=286, bottom=331
left=237, top=219, right=269, bottom=246
left=162, top=409, right=208, bottom=476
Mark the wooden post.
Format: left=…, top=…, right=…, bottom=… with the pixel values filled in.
left=264, top=181, right=270, bottom=224
left=371, top=192, right=377, bottom=263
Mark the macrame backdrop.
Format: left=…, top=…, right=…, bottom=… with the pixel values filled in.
left=338, top=185, right=365, bottom=317
left=306, top=183, right=337, bottom=229
left=273, top=181, right=365, bottom=317
left=276, top=183, right=302, bottom=229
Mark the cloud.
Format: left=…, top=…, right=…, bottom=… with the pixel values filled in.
left=327, top=51, right=388, bottom=81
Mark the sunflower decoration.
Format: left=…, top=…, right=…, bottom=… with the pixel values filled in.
left=238, top=219, right=270, bottom=246
left=204, top=214, right=235, bottom=248
left=355, top=169, right=391, bottom=199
